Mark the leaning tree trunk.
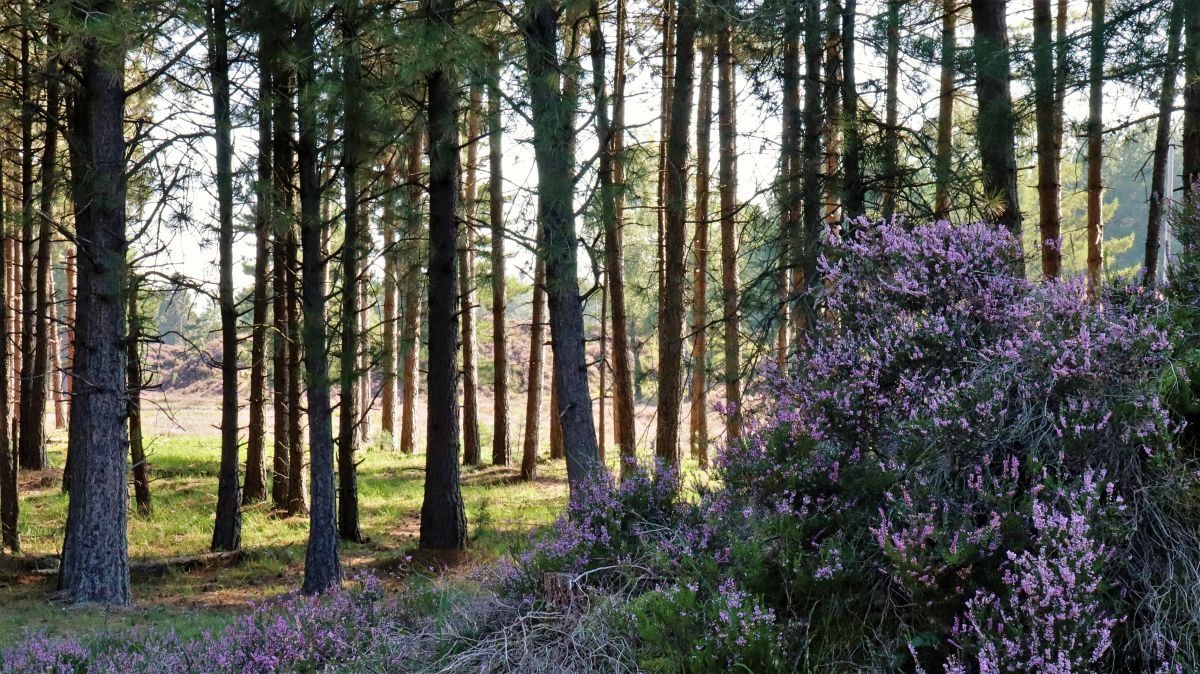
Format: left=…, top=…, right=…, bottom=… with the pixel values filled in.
left=337, top=0, right=365, bottom=544
left=488, top=55, right=510, bottom=467
left=718, top=24, right=742, bottom=441
left=297, top=10, right=341, bottom=593
left=656, top=0, right=696, bottom=470
left=210, top=0, right=242, bottom=552
left=1033, top=0, right=1061, bottom=278
left=1146, top=0, right=1184, bottom=284
left=460, top=85, right=482, bottom=467
left=420, top=0, right=468, bottom=550
left=934, top=0, right=955, bottom=220
left=59, top=3, right=132, bottom=604
left=689, top=43, right=713, bottom=467
left=244, top=28, right=272, bottom=504
left=1085, top=0, right=1106, bottom=298
left=524, top=0, right=602, bottom=491
left=971, top=0, right=1023, bottom=258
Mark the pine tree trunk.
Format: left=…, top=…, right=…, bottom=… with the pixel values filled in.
left=718, top=25, right=742, bottom=441
left=286, top=222, right=306, bottom=516
left=297, top=11, right=341, bottom=593
left=822, top=0, right=842, bottom=225
left=1085, top=0, right=1106, bottom=298
left=934, top=0, right=955, bottom=219
left=656, top=0, right=696, bottom=469
left=689, top=43, right=713, bottom=467
left=971, top=0, right=1023, bottom=255
left=798, top=0, right=823, bottom=335
left=1146, top=1, right=1184, bottom=284
left=0, top=139, right=16, bottom=553
left=777, top=9, right=800, bottom=371
left=488, top=55, right=510, bottom=467
left=421, top=0, right=468, bottom=548
left=337, top=0, right=365, bottom=544
left=521, top=231, right=546, bottom=482
left=17, top=7, right=44, bottom=471
left=270, top=22, right=293, bottom=512
left=549, top=371, right=564, bottom=460
left=400, top=125, right=424, bottom=457
left=657, top=0, right=676, bottom=335
left=382, top=181, right=397, bottom=449
left=49, top=270, right=65, bottom=431
left=524, top=0, right=602, bottom=491
left=210, top=0, right=242, bottom=552
left=460, top=85, right=482, bottom=467
left=1179, top=0, right=1200, bottom=188
left=244, top=31, right=272, bottom=504
left=1033, top=0, right=1060, bottom=278
left=127, top=277, right=151, bottom=517
left=881, top=0, right=900, bottom=221
left=61, top=246, right=75, bottom=491
left=59, top=4, right=131, bottom=603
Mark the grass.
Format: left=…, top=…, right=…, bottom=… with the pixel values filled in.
left=0, top=401, right=571, bottom=645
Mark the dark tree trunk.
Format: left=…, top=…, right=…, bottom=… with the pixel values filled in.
left=382, top=187, right=398, bottom=449
left=400, top=124, right=424, bottom=457
left=270, top=22, right=294, bottom=512
left=297, top=12, right=341, bottom=593
left=58, top=5, right=131, bottom=604
left=970, top=0, right=1023, bottom=255
left=421, top=0, right=468, bottom=549
left=549, top=371, right=564, bottom=460
left=1146, top=1, right=1184, bottom=284
left=127, top=277, right=151, bottom=517
left=840, top=0, right=862, bottom=217
left=18, top=6, right=45, bottom=471
left=1184, top=0, right=1200, bottom=189
left=778, top=8, right=800, bottom=370
left=1085, top=0, right=1106, bottom=298
left=718, top=25, right=742, bottom=440
left=210, top=0, right=242, bottom=552
left=0, top=136, right=15, bottom=553
left=881, top=0, right=900, bottom=220
left=656, top=0, right=696, bottom=469
left=934, top=0, right=955, bottom=219
left=521, top=223, right=547, bottom=482
left=337, top=0, right=365, bottom=544
left=488, top=55, right=510, bottom=467
left=244, top=27, right=272, bottom=504
left=798, top=0, right=823, bottom=334
left=657, top=0, right=676, bottom=335
left=460, top=85, right=482, bottom=467
left=822, top=0, right=842, bottom=224
left=689, top=43, right=713, bottom=467
left=286, top=222, right=306, bottom=517
left=61, top=247, right=75, bottom=491
left=1033, top=0, right=1061, bottom=278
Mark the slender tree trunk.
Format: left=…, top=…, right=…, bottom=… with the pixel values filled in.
left=1146, top=1, right=1184, bottom=284
left=127, top=277, right=151, bottom=517
left=49, top=272, right=65, bottom=431
left=521, top=231, right=546, bottom=481
left=1085, top=0, right=1106, bottom=297
left=971, top=0, right=1023, bottom=256
left=297, top=11, right=341, bottom=593
left=524, top=0, right=602, bottom=491
left=822, top=0, right=842, bottom=224
left=1032, top=0, right=1061, bottom=278
left=59, top=2, right=132, bottom=603
left=934, top=0, right=955, bottom=219
left=460, top=85, right=482, bottom=467
left=798, top=0, right=823, bottom=335
left=400, top=124, right=424, bottom=456
left=286, top=223, right=306, bottom=516
left=655, top=0, right=696, bottom=469
left=421, top=0, right=468, bottom=549
left=0, top=137, right=15, bottom=553
left=337, top=0, right=365, bottom=544
left=1180, top=0, right=1200, bottom=188
left=718, top=25, right=742, bottom=440
left=881, top=0, right=900, bottom=220
left=270, top=23, right=293, bottom=512
left=841, top=0, right=862, bottom=217
left=778, top=9, right=800, bottom=371
left=382, top=202, right=397, bottom=449
left=210, top=0, right=242, bottom=552
left=689, top=43, right=713, bottom=467
left=61, top=246, right=75, bottom=490
left=1053, top=0, right=1069, bottom=204
left=244, top=32, right=272, bottom=504
left=18, top=6, right=43, bottom=471
left=657, top=0, right=676, bottom=333
left=488, top=55, right=510, bottom=467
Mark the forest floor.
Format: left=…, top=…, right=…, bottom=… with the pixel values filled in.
left=0, top=389, right=719, bottom=646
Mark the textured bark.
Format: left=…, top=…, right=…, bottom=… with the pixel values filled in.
left=127, top=279, right=151, bottom=517
left=244, top=31, right=272, bottom=504
left=798, top=0, right=823, bottom=335
left=269, top=20, right=293, bottom=512
left=657, top=0, right=676, bottom=330
left=61, top=247, right=75, bottom=491
left=777, top=9, right=800, bottom=370
left=18, top=6, right=44, bottom=470
left=1085, top=0, right=1106, bottom=298
left=524, top=0, right=602, bottom=490
left=881, top=0, right=900, bottom=221
left=460, top=85, right=482, bottom=467
left=59, top=5, right=132, bottom=603
left=49, top=260, right=65, bottom=431
left=382, top=185, right=397, bottom=449
left=549, top=372, right=564, bottom=460
left=210, top=0, right=242, bottom=553
left=488, top=57, right=510, bottom=467
left=0, top=137, right=15, bottom=553
left=1033, top=0, right=1061, bottom=278
left=822, top=0, right=842, bottom=224
left=656, top=0, right=696, bottom=469
left=337, top=0, right=365, bottom=544
left=297, top=11, right=341, bottom=593
left=521, top=230, right=546, bottom=482
left=400, top=125, right=424, bottom=456
left=689, top=43, right=713, bottom=467
left=286, top=222, right=306, bottom=517
left=421, top=0, right=468, bottom=548
left=718, top=25, right=742, bottom=440
left=970, top=0, right=1023, bottom=254
left=610, top=0, right=636, bottom=475
left=840, top=0, right=862, bottom=217
left=934, top=0, right=955, bottom=219
left=1181, top=0, right=1200, bottom=188
left=1146, top=1, right=1184, bottom=284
